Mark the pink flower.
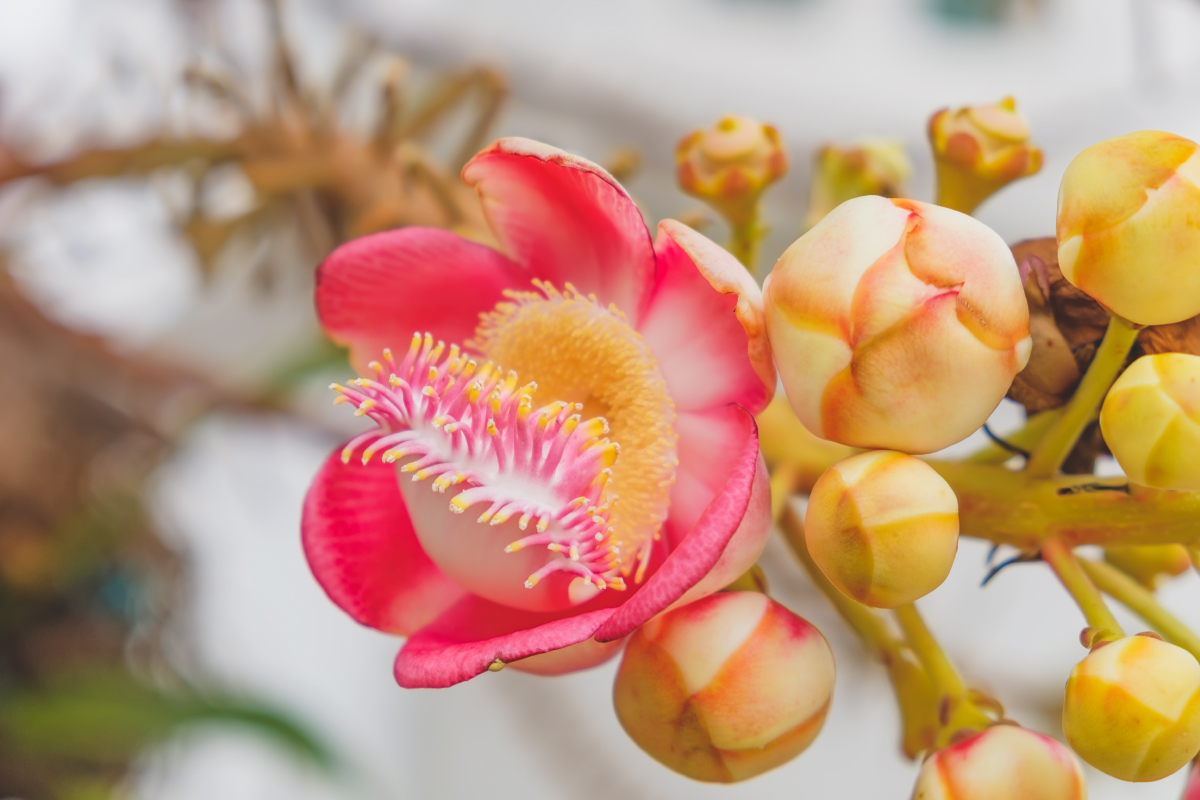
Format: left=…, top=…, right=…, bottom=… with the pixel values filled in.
left=301, top=138, right=775, bottom=688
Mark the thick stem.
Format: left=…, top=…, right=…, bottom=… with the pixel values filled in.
left=1041, top=538, right=1124, bottom=640
left=1025, top=315, right=1139, bottom=478
left=1080, top=558, right=1200, bottom=662
left=727, top=217, right=766, bottom=275
left=893, top=604, right=968, bottom=701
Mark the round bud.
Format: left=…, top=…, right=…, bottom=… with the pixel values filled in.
left=763, top=196, right=1031, bottom=454
left=1100, top=353, right=1200, bottom=490
left=1104, top=544, right=1193, bottom=590
left=1057, top=130, right=1200, bottom=325
left=1063, top=634, right=1200, bottom=782
left=928, top=96, right=1044, bottom=215
left=613, top=591, right=835, bottom=783
left=675, top=115, right=788, bottom=225
left=912, top=724, right=1087, bottom=800
left=805, top=451, right=959, bottom=608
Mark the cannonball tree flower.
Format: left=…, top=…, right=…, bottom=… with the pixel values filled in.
left=301, top=138, right=775, bottom=688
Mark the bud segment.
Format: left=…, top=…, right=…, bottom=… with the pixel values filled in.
left=929, top=96, right=1043, bottom=214
left=804, top=138, right=912, bottom=229
left=1063, top=634, right=1200, bottom=782
left=1057, top=130, right=1200, bottom=326
left=676, top=115, right=788, bottom=226
left=613, top=591, right=834, bottom=783
left=806, top=451, right=958, bottom=608
left=1100, top=353, right=1200, bottom=491
left=763, top=195, right=1031, bottom=454
left=912, top=725, right=1087, bottom=800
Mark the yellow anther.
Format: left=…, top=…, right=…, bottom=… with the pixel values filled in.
left=486, top=419, right=499, bottom=436
left=548, top=543, right=563, bottom=552
left=400, top=462, right=418, bottom=473
left=368, top=361, right=383, bottom=373
left=449, top=495, right=469, bottom=514
left=412, top=468, right=433, bottom=481
left=389, top=375, right=402, bottom=386
left=524, top=575, right=539, bottom=589
left=518, top=512, right=532, bottom=530
left=353, top=399, right=375, bottom=417
left=422, top=386, right=437, bottom=398
left=536, top=517, right=549, bottom=533
left=569, top=544, right=580, bottom=561
left=505, top=541, right=524, bottom=553
left=382, top=347, right=393, bottom=361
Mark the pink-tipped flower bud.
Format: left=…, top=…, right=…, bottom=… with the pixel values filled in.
left=1063, top=634, right=1200, bottom=782
left=928, top=96, right=1043, bottom=214
left=1104, top=544, right=1193, bottom=590
left=805, top=451, right=959, bottom=608
left=912, top=724, right=1087, bottom=800
left=804, top=138, right=912, bottom=229
left=1100, top=353, right=1200, bottom=491
left=613, top=591, right=835, bottom=783
left=763, top=195, right=1031, bottom=454
left=1057, top=130, right=1200, bottom=326
left=676, top=115, right=788, bottom=225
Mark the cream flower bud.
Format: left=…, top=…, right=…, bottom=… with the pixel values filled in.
left=763, top=195, right=1031, bottom=454
left=806, top=451, right=959, bottom=608
left=613, top=591, right=835, bottom=783
left=1057, top=130, right=1200, bottom=325
left=1100, top=353, right=1200, bottom=490
left=912, top=724, right=1087, bottom=800
left=676, top=115, right=788, bottom=225
left=1063, top=634, right=1200, bottom=782
left=804, top=138, right=912, bottom=229
left=929, top=96, right=1043, bottom=214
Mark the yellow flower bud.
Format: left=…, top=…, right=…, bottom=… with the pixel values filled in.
left=804, top=138, right=912, bottom=229
left=1104, top=544, right=1193, bottom=590
left=1057, top=130, right=1200, bottom=325
left=912, top=724, right=1087, bottom=800
left=929, top=96, right=1043, bottom=214
left=763, top=195, right=1031, bottom=454
left=676, top=115, right=788, bottom=225
left=805, top=451, right=959, bottom=608
left=1063, top=634, right=1200, bottom=782
left=1100, top=353, right=1200, bottom=490
left=613, top=591, right=835, bottom=783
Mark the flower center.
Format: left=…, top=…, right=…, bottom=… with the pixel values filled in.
left=330, top=281, right=676, bottom=612
left=471, top=281, right=678, bottom=583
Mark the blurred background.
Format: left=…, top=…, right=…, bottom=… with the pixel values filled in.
left=1, top=0, right=1200, bottom=797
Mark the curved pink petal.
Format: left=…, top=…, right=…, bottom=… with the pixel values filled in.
left=394, top=595, right=616, bottom=688
left=461, top=137, right=655, bottom=317
left=593, top=405, right=765, bottom=642
left=302, top=447, right=464, bottom=636
left=639, top=219, right=775, bottom=414
left=315, top=226, right=525, bottom=368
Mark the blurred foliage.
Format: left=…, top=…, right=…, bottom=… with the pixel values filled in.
left=0, top=0, right=513, bottom=791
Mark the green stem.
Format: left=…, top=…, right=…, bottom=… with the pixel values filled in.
left=728, top=218, right=765, bottom=275
left=1025, top=315, right=1139, bottom=478
left=893, top=604, right=968, bottom=700
left=1041, top=538, right=1124, bottom=640
left=1080, top=558, right=1200, bottom=661
left=966, top=408, right=1063, bottom=465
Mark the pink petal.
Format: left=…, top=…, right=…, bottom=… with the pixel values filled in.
left=394, top=595, right=617, bottom=688
left=639, top=220, right=776, bottom=414
left=461, top=137, right=655, bottom=317
left=315, top=226, right=525, bottom=368
left=302, top=447, right=465, bottom=636
left=593, top=404, right=766, bottom=641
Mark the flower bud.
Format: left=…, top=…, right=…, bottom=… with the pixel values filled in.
left=929, top=96, right=1043, bottom=214
left=1104, top=544, right=1193, bottom=590
left=613, top=591, right=834, bottom=783
left=805, top=451, right=959, bottom=608
left=1063, top=634, right=1200, bottom=782
left=1057, top=130, right=1200, bottom=326
left=676, top=115, right=788, bottom=225
left=763, top=195, right=1031, bottom=453
left=804, top=138, right=912, bottom=229
left=912, top=724, right=1087, bottom=800
left=1100, top=353, right=1200, bottom=490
